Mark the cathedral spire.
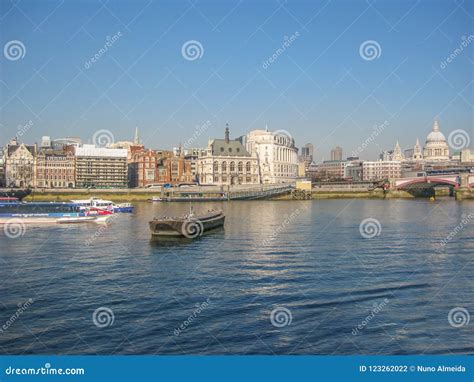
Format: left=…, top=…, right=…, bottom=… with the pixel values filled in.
left=134, top=127, right=140, bottom=145
left=433, top=120, right=439, bottom=132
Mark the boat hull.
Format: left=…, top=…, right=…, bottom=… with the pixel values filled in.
left=149, top=211, right=225, bottom=237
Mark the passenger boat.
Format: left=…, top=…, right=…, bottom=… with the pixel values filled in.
left=0, top=202, right=113, bottom=225
left=71, top=197, right=134, bottom=213
left=0, top=197, right=19, bottom=203
left=0, top=188, right=31, bottom=201
left=149, top=207, right=225, bottom=238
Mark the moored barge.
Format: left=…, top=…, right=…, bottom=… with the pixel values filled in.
left=149, top=208, right=225, bottom=238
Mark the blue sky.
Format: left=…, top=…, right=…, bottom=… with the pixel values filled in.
left=0, top=0, right=472, bottom=160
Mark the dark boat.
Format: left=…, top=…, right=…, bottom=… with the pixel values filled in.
left=149, top=207, right=225, bottom=238
left=0, top=188, right=31, bottom=201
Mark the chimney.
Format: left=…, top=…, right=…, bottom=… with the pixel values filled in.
left=225, top=123, right=230, bottom=143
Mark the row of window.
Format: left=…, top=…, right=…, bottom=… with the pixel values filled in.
left=213, top=161, right=252, bottom=172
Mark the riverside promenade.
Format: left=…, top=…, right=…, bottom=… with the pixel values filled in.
left=17, top=179, right=474, bottom=202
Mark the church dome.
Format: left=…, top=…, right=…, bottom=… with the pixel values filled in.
left=423, top=120, right=450, bottom=161
left=426, top=120, right=446, bottom=143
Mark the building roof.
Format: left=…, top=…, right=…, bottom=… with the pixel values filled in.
left=426, top=121, right=446, bottom=143
left=210, top=139, right=251, bottom=157
left=75, top=145, right=127, bottom=158
left=7, top=143, right=35, bottom=157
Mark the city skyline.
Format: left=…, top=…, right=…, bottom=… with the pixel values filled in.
left=0, top=0, right=472, bottom=160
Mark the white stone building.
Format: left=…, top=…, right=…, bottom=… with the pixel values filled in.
left=4, top=138, right=36, bottom=188
left=197, top=126, right=260, bottom=186
left=362, top=160, right=401, bottom=181
left=423, top=120, right=450, bottom=161
left=75, top=145, right=128, bottom=188
left=245, top=128, right=298, bottom=184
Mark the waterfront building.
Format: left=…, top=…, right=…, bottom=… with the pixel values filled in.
left=344, top=161, right=363, bottom=181
left=4, top=138, right=36, bottom=188
left=317, top=160, right=348, bottom=180
left=362, top=160, right=401, bottom=181
left=423, top=121, right=450, bottom=161
left=392, top=141, right=405, bottom=161
left=41, top=136, right=82, bottom=150
left=245, top=128, right=298, bottom=184
left=460, top=148, right=474, bottom=164
left=0, top=149, right=5, bottom=187
left=35, top=148, right=75, bottom=188
left=330, top=146, right=343, bottom=161
left=128, top=148, right=159, bottom=187
left=412, top=138, right=423, bottom=161
left=74, top=145, right=128, bottom=188
left=198, top=126, right=260, bottom=185
left=300, top=143, right=314, bottom=164
left=156, top=152, right=195, bottom=185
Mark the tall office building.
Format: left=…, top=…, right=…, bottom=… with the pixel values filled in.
left=330, top=146, right=343, bottom=161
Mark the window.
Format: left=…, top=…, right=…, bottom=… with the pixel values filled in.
left=222, top=161, right=227, bottom=172
left=246, top=162, right=251, bottom=172
left=229, top=148, right=232, bottom=153
left=230, top=161, right=235, bottom=172
left=213, top=161, right=219, bottom=172
left=238, top=161, right=243, bottom=172
left=220, top=147, right=224, bottom=152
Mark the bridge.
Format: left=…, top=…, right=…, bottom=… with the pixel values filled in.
left=394, top=174, right=474, bottom=189
left=229, top=184, right=294, bottom=200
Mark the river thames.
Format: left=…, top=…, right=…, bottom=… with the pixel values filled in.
left=0, top=199, right=472, bottom=355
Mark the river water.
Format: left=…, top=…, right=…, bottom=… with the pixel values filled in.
left=0, top=199, right=473, bottom=355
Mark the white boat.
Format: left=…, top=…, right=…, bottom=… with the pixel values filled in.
left=71, top=197, right=134, bottom=213
left=0, top=202, right=113, bottom=225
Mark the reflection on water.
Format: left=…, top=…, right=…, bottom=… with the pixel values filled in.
left=0, top=199, right=473, bottom=355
